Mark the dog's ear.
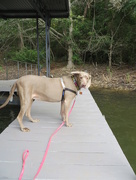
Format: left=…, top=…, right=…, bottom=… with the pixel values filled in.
left=71, top=71, right=81, bottom=80
left=86, top=75, right=91, bottom=88
left=71, top=71, right=81, bottom=76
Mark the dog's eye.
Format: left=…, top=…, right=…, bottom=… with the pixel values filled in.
left=80, top=76, right=83, bottom=79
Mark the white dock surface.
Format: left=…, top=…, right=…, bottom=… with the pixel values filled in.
left=0, top=89, right=135, bottom=180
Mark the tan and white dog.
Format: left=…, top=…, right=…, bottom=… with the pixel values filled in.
left=0, top=71, right=91, bottom=132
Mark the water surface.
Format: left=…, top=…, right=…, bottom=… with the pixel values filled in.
left=0, top=105, right=20, bottom=133
left=91, top=88, right=136, bottom=173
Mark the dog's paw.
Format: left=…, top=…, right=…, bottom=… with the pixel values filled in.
left=22, top=127, right=30, bottom=132
left=66, top=123, right=72, bottom=127
left=32, top=119, right=40, bottom=123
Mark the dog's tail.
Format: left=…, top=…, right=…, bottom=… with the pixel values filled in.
left=0, top=83, right=17, bottom=109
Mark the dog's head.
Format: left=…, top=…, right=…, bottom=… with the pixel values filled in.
left=71, top=71, right=91, bottom=89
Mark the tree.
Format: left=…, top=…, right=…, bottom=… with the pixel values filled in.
left=67, top=0, right=75, bottom=69
left=1, top=0, right=136, bottom=67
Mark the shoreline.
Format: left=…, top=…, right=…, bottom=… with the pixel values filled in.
left=0, top=62, right=136, bottom=91
left=50, top=63, right=136, bottom=92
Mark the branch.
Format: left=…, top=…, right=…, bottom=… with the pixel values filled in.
left=113, top=14, right=126, bottom=37
left=50, top=27, right=64, bottom=38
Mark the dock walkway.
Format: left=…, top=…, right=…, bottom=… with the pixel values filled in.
left=0, top=80, right=135, bottom=179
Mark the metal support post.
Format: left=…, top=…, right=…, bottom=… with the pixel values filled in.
left=46, top=16, right=51, bottom=77
left=36, top=16, right=40, bottom=76
left=17, top=61, right=19, bottom=78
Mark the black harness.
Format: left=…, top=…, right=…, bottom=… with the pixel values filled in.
left=61, top=88, right=77, bottom=101
left=61, top=78, right=77, bottom=101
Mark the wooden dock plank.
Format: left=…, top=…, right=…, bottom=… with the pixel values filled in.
left=0, top=88, right=135, bottom=180
left=0, top=79, right=16, bottom=91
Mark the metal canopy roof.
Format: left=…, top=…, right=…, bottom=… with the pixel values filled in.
left=0, top=0, right=69, bottom=20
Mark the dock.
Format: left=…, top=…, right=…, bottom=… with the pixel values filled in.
left=0, top=81, right=136, bottom=179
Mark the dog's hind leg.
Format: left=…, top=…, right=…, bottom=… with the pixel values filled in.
left=17, top=88, right=31, bottom=132
left=25, top=99, right=40, bottom=123
left=17, top=103, right=30, bottom=132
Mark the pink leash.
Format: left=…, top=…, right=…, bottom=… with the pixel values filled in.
left=19, top=99, right=76, bottom=180
left=18, top=150, right=29, bottom=180
left=33, top=121, right=65, bottom=180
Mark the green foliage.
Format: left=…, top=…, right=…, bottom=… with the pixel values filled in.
left=72, top=53, right=82, bottom=65
left=11, top=47, right=45, bottom=63
left=0, top=0, right=136, bottom=66
left=125, top=73, right=131, bottom=83
left=0, top=66, right=3, bottom=72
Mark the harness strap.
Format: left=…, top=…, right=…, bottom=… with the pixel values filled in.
left=65, top=88, right=77, bottom=95
left=60, top=78, right=65, bottom=89
left=60, top=78, right=77, bottom=101
left=61, top=89, right=65, bottom=101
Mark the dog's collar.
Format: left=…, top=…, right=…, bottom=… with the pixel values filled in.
left=71, top=75, right=80, bottom=91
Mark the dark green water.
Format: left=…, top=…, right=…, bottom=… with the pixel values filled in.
left=91, top=88, right=136, bottom=174
left=0, top=105, right=20, bottom=133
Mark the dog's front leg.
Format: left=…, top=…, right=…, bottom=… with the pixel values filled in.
left=64, top=100, right=72, bottom=127
left=60, top=100, right=65, bottom=121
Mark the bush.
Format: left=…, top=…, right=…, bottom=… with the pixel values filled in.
left=72, top=53, right=82, bottom=65
left=11, top=47, right=45, bottom=63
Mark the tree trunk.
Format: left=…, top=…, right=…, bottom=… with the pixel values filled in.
left=17, top=22, right=24, bottom=50
left=109, top=41, right=112, bottom=69
left=92, top=0, right=96, bottom=31
left=67, top=0, right=74, bottom=69
left=108, top=30, right=113, bottom=69
left=84, top=4, right=88, bottom=18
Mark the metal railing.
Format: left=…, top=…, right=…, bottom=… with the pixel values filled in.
left=0, top=59, right=38, bottom=80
